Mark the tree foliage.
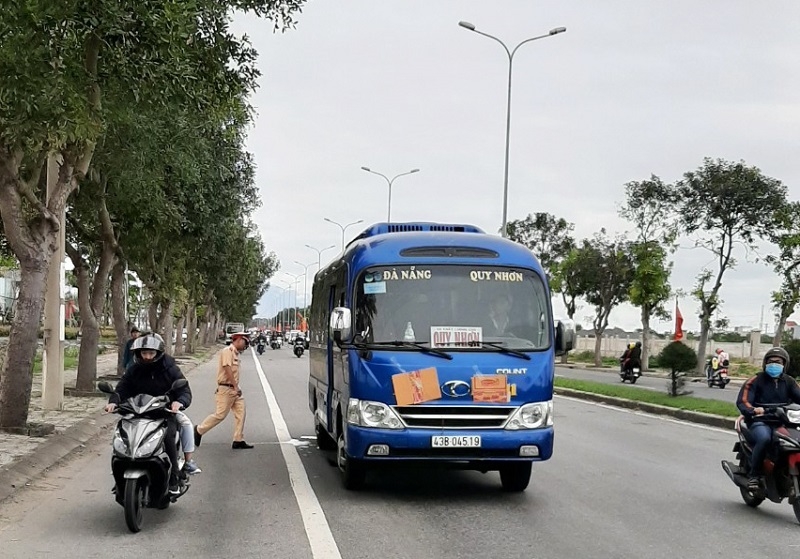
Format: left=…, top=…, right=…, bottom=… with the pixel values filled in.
left=505, top=213, right=575, bottom=278
left=767, top=202, right=800, bottom=346
left=677, top=158, right=787, bottom=373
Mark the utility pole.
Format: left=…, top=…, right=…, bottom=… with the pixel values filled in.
left=42, top=154, right=65, bottom=409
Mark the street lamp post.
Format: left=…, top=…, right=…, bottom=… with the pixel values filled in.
left=458, top=21, right=566, bottom=238
left=305, top=243, right=337, bottom=271
left=294, top=260, right=318, bottom=322
left=284, top=272, right=304, bottom=329
left=360, top=167, right=420, bottom=222
left=324, top=217, right=364, bottom=252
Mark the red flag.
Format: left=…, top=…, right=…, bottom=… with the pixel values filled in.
left=673, top=300, right=684, bottom=341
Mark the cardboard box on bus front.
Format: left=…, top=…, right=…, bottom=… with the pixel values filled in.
left=392, top=368, right=441, bottom=405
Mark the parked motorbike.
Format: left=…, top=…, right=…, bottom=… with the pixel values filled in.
left=294, top=338, right=305, bottom=358
left=98, top=380, right=190, bottom=533
left=619, top=358, right=641, bottom=384
left=706, top=357, right=731, bottom=389
left=721, top=404, right=800, bottom=523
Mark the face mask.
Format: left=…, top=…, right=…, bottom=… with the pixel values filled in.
left=765, top=363, right=784, bottom=378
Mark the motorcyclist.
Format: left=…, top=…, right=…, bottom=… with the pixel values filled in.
left=707, top=348, right=730, bottom=381
left=104, top=333, right=193, bottom=494
left=736, top=347, right=800, bottom=490
left=629, top=341, right=642, bottom=369
left=255, top=331, right=267, bottom=349
left=620, top=342, right=634, bottom=372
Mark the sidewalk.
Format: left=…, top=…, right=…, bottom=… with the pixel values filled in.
left=0, top=346, right=219, bottom=504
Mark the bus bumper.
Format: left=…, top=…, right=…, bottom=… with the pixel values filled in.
left=345, top=425, right=553, bottom=463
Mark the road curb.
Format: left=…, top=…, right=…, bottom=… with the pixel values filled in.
left=554, top=386, right=737, bottom=430
left=0, top=349, right=218, bottom=505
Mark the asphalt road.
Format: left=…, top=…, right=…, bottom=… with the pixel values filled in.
left=1, top=347, right=799, bottom=559
left=556, top=365, right=741, bottom=403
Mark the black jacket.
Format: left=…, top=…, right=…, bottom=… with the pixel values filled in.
left=122, top=338, right=135, bottom=370
left=108, top=354, right=192, bottom=409
left=736, top=372, right=800, bottom=421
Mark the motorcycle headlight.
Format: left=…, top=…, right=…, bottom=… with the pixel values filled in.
left=787, top=410, right=800, bottom=425
left=346, top=398, right=403, bottom=429
left=505, top=401, right=553, bottom=430
left=134, top=430, right=165, bottom=458
left=113, top=432, right=129, bottom=455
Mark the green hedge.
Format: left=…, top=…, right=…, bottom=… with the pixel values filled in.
left=0, top=325, right=118, bottom=340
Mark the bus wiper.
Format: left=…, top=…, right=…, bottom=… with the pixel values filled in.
left=476, top=341, right=531, bottom=360
left=364, top=340, right=453, bottom=360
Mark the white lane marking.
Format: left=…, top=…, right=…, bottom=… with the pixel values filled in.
left=250, top=348, right=342, bottom=559
left=554, top=394, right=736, bottom=436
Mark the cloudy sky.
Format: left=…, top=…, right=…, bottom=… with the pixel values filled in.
left=232, top=1, right=800, bottom=334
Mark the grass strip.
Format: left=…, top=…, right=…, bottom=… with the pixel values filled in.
left=554, top=377, right=740, bottom=418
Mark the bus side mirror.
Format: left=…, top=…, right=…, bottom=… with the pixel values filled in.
left=555, top=318, right=575, bottom=356
left=329, top=307, right=352, bottom=345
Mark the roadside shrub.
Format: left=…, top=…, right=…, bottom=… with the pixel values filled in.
left=659, top=341, right=698, bottom=397
left=784, top=340, right=800, bottom=378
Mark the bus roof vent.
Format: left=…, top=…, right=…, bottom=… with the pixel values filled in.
left=352, top=222, right=485, bottom=242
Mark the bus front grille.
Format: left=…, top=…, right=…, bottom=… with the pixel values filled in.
left=393, top=405, right=516, bottom=429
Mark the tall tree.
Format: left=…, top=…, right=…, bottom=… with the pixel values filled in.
left=677, top=158, right=787, bottom=373
left=0, top=0, right=304, bottom=429
left=573, top=231, right=635, bottom=366
left=619, top=175, right=677, bottom=370
left=767, top=202, right=800, bottom=345
left=505, top=213, right=575, bottom=278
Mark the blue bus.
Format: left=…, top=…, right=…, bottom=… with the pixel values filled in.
left=307, top=222, right=575, bottom=491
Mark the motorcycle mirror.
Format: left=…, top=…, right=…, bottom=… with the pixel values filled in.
left=97, top=381, right=115, bottom=394
left=171, top=379, right=189, bottom=391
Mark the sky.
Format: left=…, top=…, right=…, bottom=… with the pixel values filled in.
left=231, top=1, right=800, bottom=334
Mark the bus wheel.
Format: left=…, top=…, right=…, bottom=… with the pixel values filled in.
left=499, top=462, right=532, bottom=492
left=338, top=432, right=366, bottom=490
left=316, top=420, right=337, bottom=451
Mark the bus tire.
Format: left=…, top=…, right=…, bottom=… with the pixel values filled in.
left=499, top=462, right=532, bottom=492
left=338, top=432, right=366, bottom=490
left=316, top=421, right=337, bottom=451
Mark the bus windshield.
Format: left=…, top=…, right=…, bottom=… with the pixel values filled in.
left=354, top=265, right=550, bottom=351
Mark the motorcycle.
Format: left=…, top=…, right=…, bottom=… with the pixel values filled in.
left=256, top=339, right=266, bottom=355
left=293, top=338, right=305, bottom=358
left=98, top=379, right=190, bottom=533
left=706, top=357, right=731, bottom=389
left=721, top=404, right=800, bottom=523
left=619, top=358, right=641, bottom=384
left=271, top=337, right=282, bottom=350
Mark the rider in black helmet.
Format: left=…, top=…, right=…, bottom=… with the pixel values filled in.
left=736, top=347, right=800, bottom=490
left=104, top=333, right=194, bottom=492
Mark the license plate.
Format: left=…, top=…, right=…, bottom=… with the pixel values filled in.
left=632, top=368, right=640, bottom=373
left=431, top=435, right=481, bottom=448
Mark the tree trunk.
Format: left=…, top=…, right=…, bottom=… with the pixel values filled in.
left=174, top=311, right=185, bottom=355
left=696, top=310, right=712, bottom=374
left=0, top=260, right=48, bottom=429
left=199, top=317, right=209, bottom=347
left=641, top=306, right=651, bottom=371
left=593, top=333, right=603, bottom=367
left=773, top=304, right=792, bottom=346
left=148, top=298, right=160, bottom=332
left=110, top=260, right=128, bottom=376
left=161, top=299, right=175, bottom=355
left=186, top=303, right=197, bottom=353
left=69, top=237, right=115, bottom=391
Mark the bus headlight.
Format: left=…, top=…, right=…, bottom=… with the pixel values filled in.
left=347, top=399, right=403, bottom=430
left=505, top=401, right=553, bottom=430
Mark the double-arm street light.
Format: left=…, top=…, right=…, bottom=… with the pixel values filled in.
left=360, top=167, right=419, bottom=223
left=283, top=272, right=304, bottom=329
left=294, top=260, right=318, bottom=321
left=458, top=20, right=566, bottom=238
left=305, top=243, right=337, bottom=270
left=324, top=217, right=364, bottom=252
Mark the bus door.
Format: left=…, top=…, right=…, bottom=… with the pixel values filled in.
left=328, top=266, right=348, bottom=436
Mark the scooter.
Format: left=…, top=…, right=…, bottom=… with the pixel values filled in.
left=706, top=358, right=731, bottom=389
left=98, top=379, right=190, bottom=533
left=257, top=339, right=266, bottom=355
left=293, top=338, right=305, bottom=358
left=721, top=404, right=800, bottom=523
left=271, top=337, right=282, bottom=350
left=619, top=358, right=641, bottom=384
